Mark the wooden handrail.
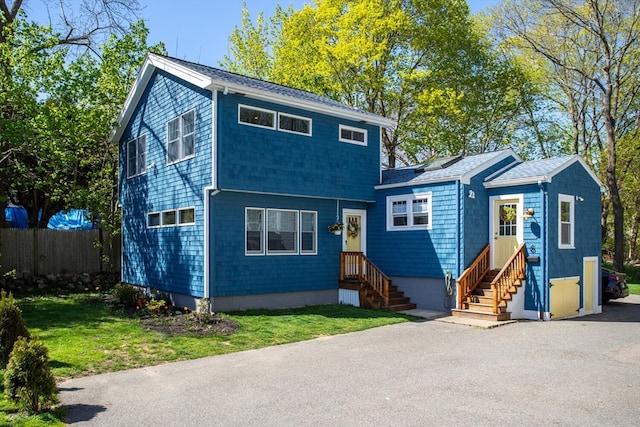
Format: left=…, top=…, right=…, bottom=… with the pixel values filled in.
left=340, top=252, right=390, bottom=307
left=457, top=244, right=491, bottom=309
left=490, top=243, right=526, bottom=313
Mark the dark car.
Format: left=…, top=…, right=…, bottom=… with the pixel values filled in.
left=602, top=268, right=630, bottom=303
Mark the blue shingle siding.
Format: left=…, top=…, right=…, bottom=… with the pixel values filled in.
left=119, top=71, right=212, bottom=297
left=546, top=162, right=602, bottom=284
left=368, top=182, right=460, bottom=278
left=209, top=191, right=356, bottom=297
left=216, top=93, right=380, bottom=201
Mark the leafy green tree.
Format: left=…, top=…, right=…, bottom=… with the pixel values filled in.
left=223, top=0, right=531, bottom=167
left=493, top=0, right=640, bottom=271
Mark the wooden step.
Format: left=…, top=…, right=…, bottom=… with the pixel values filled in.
left=386, top=302, right=417, bottom=312
left=451, top=309, right=511, bottom=321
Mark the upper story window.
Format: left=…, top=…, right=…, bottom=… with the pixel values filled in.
left=127, top=135, right=146, bottom=178
left=558, top=194, right=574, bottom=249
left=387, top=193, right=432, bottom=231
left=239, top=105, right=276, bottom=129
left=339, top=124, right=367, bottom=146
left=167, top=110, right=195, bottom=164
left=279, top=113, right=311, bottom=136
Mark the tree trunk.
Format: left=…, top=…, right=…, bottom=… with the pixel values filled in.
left=628, top=192, right=640, bottom=261
left=603, top=112, right=624, bottom=271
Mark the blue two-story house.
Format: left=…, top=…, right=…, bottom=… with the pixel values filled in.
left=114, top=53, right=604, bottom=320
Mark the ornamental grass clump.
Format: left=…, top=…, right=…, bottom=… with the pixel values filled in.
left=4, top=337, right=58, bottom=414
left=0, top=290, right=30, bottom=367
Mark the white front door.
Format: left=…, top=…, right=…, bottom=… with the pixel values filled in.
left=490, top=195, right=523, bottom=269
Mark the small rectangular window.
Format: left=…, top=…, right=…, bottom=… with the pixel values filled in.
left=167, top=110, right=195, bottom=164
left=558, top=194, right=574, bottom=248
left=239, top=105, right=276, bottom=129
left=178, top=207, right=195, bottom=225
left=279, top=113, right=311, bottom=135
left=162, top=210, right=176, bottom=226
left=127, top=135, right=146, bottom=178
left=392, top=201, right=408, bottom=226
left=147, top=212, right=160, bottom=228
left=300, top=211, right=317, bottom=255
left=339, top=124, right=367, bottom=145
left=267, top=209, right=298, bottom=254
left=246, top=208, right=265, bottom=255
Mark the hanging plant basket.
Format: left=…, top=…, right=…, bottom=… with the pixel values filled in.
left=328, top=223, right=343, bottom=234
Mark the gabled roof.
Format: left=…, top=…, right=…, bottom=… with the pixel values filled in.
left=376, top=149, right=519, bottom=189
left=110, top=53, right=395, bottom=141
left=484, top=154, right=605, bottom=191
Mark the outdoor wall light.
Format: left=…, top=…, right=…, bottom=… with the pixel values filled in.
left=523, top=208, right=535, bottom=220
left=468, top=190, right=475, bottom=199
left=576, top=196, right=585, bottom=202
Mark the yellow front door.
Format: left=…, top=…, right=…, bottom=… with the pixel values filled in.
left=493, top=198, right=520, bottom=268
left=345, top=214, right=362, bottom=252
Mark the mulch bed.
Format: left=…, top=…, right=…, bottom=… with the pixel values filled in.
left=139, top=313, right=240, bottom=337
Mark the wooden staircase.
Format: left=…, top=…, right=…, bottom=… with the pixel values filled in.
left=452, top=243, right=526, bottom=322
left=340, top=252, right=416, bottom=312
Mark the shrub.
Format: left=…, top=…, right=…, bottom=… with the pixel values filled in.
left=0, top=290, right=30, bottom=367
left=4, top=337, right=58, bottom=414
left=112, top=283, right=145, bottom=306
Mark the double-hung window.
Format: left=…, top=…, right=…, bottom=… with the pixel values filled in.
left=246, top=208, right=265, bottom=255
left=127, top=135, right=146, bottom=178
left=167, top=110, right=195, bottom=164
left=267, top=209, right=298, bottom=254
left=300, top=211, right=317, bottom=255
left=387, top=193, right=432, bottom=230
left=558, top=194, right=574, bottom=249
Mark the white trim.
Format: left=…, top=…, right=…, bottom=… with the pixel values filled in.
left=339, top=124, right=367, bottom=146
left=582, top=256, right=600, bottom=315
left=245, top=207, right=265, bottom=256
left=238, top=104, right=276, bottom=130
left=489, top=194, right=524, bottom=269
left=385, top=193, right=432, bottom=231
left=300, top=210, right=318, bottom=255
left=147, top=212, right=161, bottom=228
left=278, top=112, right=312, bottom=136
left=558, top=194, right=575, bottom=249
left=161, top=209, right=177, bottom=226
left=342, top=209, right=367, bottom=254
left=177, top=207, right=196, bottom=226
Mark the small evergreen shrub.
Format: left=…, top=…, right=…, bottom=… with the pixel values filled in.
left=0, top=290, right=30, bottom=367
left=4, top=337, right=58, bottom=414
left=112, top=283, right=145, bottom=306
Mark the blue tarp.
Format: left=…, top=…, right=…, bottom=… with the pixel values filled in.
left=5, top=206, right=28, bottom=229
left=47, top=209, right=93, bottom=230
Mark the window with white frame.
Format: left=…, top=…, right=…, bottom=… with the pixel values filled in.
left=267, top=209, right=298, bottom=254
left=558, top=194, right=574, bottom=248
left=239, top=105, right=276, bottom=129
left=178, top=207, right=195, bottom=225
left=161, top=210, right=176, bottom=226
left=147, top=212, right=160, bottom=228
left=246, top=208, right=265, bottom=255
left=300, top=211, right=317, bottom=255
left=387, top=193, right=432, bottom=230
left=127, top=135, right=146, bottom=178
left=278, top=113, right=311, bottom=135
left=339, top=124, right=367, bottom=145
left=167, top=110, right=195, bottom=164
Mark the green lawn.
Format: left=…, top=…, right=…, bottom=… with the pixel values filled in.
left=628, top=283, right=640, bottom=295
left=1, top=294, right=414, bottom=426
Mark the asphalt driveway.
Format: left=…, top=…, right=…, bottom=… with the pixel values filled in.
left=60, top=296, right=640, bottom=426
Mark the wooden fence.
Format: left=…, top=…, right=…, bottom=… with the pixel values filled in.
left=0, top=229, right=120, bottom=276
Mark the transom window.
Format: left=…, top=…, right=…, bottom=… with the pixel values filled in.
left=147, top=207, right=196, bottom=228
left=127, top=135, right=146, bottom=178
left=558, top=194, right=574, bottom=249
left=279, top=113, right=311, bottom=135
left=239, top=105, right=276, bottom=129
left=339, top=124, right=367, bottom=145
left=245, top=208, right=317, bottom=256
left=387, top=193, right=432, bottom=230
left=167, top=110, right=195, bottom=164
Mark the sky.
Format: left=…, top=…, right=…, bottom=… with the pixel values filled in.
left=29, top=0, right=500, bottom=67
left=140, top=0, right=501, bottom=67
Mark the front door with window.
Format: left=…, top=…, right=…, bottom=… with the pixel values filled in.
left=343, top=209, right=366, bottom=254
left=491, top=196, right=522, bottom=269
